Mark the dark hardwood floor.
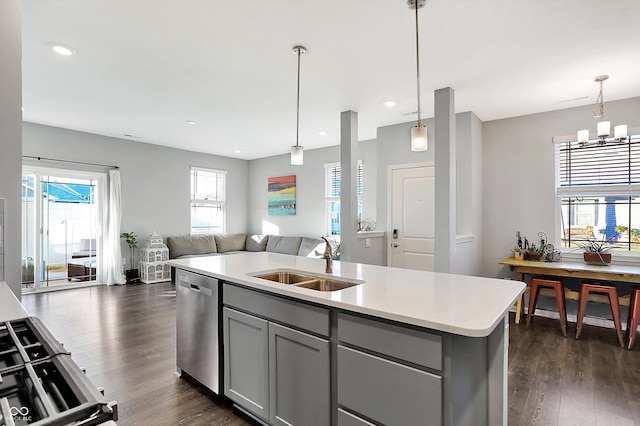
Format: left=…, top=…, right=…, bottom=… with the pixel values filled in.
left=21, top=282, right=640, bottom=426
left=21, top=281, right=255, bottom=426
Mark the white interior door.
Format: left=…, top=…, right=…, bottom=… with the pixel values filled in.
left=388, top=165, right=434, bottom=271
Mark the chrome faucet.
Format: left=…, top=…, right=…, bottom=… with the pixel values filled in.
left=321, top=237, right=333, bottom=274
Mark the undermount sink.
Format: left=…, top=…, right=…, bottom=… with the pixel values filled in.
left=252, top=271, right=316, bottom=284
left=249, top=270, right=363, bottom=292
left=294, top=278, right=359, bottom=292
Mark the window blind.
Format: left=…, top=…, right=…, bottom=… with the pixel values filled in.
left=558, top=135, right=640, bottom=188
left=326, top=163, right=363, bottom=197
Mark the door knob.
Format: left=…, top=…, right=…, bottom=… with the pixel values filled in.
left=392, top=243, right=399, bottom=248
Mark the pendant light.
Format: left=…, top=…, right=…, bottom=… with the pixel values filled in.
left=409, top=0, right=427, bottom=152
left=577, top=75, right=628, bottom=146
left=291, top=45, right=306, bottom=165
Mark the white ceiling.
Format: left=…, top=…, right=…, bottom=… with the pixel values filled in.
left=22, top=0, right=640, bottom=160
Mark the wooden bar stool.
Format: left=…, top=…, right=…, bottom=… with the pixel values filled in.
left=626, top=286, right=640, bottom=350
left=526, top=277, right=567, bottom=337
left=575, top=282, right=624, bottom=348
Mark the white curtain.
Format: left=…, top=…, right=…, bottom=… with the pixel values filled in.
left=104, top=169, right=126, bottom=285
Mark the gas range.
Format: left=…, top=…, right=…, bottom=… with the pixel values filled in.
left=0, top=317, right=117, bottom=426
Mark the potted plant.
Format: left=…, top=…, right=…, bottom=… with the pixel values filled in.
left=578, top=237, right=613, bottom=265
left=121, top=231, right=139, bottom=283
left=514, top=231, right=525, bottom=260
left=524, top=236, right=546, bottom=261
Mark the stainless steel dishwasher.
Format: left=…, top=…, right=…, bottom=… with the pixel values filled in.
left=176, top=269, right=220, bottom=394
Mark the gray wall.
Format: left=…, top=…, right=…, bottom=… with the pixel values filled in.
left=247, top=140, right=381, bottom=264
left=375, top=113, right=484, bottom=274
left=453, top=112, right=483, bottom=276
left=483, top=96, right=640, bottom=279
left=23, top=123, right=249, bottom=248
left=0, top=0, right=22, bottom=298
left=247, top=141, right=377, bottom=236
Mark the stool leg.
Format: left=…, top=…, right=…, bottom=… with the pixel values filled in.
left=554, top=283, right=567, bottom=338
left=607, top=290, right=624, bottom=348
left=576, top=286, right=589, bottom=340
left=526, top=281, right=540, bottom=330
left=627, top=290, right=640, bottom=350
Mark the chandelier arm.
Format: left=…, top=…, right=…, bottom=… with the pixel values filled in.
left=415, top=0, right=422, bottom=125
left=592, top=78, right=605, bottom=120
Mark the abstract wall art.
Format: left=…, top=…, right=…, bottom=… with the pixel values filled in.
left=268, top=175, right=296, bottom=215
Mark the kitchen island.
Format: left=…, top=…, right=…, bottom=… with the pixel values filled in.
left=169, top=252, right=525, bottom=426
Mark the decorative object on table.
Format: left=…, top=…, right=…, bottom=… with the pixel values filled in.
left=514, top=231, right=525, bottom=260
left=544, top=243, right=562, bottom=262
left=120, top=231, right=139, bottom=283
left=523, top=233, right=545, bottom=261
left=139, top=232, right=171, bottom=284
left=514, top=231, right=558, bottom=262
left=268, top=175, right=296, bottom=215
left=577, top=237, right=613, bottom=265
left=576, top=74, right=628, bottom=146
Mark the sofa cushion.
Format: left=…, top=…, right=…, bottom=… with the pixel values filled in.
left=214, top=233, right=247, bottom=253
left=298, top=237, right=326, bottom=258
left=266, top=235, right=303, bottom=255
left=246, top=234, right=269, bottom=252
left=167, top=235, right=217, bottom=259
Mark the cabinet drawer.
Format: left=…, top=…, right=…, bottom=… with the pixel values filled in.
left=338, top=345, right=442, bottom=426
left=338, top=409, right=375, bottom=426
left=224, top=283, right=330, bottom=337
left=338, top=312, right=442, bottom=371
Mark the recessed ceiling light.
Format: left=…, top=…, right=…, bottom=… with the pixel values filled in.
left=318, top=131, right=328, bottom=136
left=123, top=134, right=142, bottom=139
left=186, top=120, right=196, bottom=125
left=234, top=149, right=242, bottom=154
left=51, top=44, right=74, bottom=56
left=384, top=100, right=397, bottom=107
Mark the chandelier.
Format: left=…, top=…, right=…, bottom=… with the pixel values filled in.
left=577, top=75, right=627, bottom=146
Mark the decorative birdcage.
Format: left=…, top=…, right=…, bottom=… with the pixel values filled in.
left=139, top=232, right=171, bottom=284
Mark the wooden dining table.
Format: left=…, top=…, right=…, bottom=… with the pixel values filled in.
left=499, top=257, right=640, bottom=324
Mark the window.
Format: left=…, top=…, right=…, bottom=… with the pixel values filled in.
left=325, top=162, right=363, bottom=236
left=190, top=167, right=226, bottom=234
left=556, top=134, right=640, bottom=251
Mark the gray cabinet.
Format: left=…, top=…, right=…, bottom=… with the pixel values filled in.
left=269, top=323, right=330, bottom=426
left=337, top=313, right=443, bottom=426
left=223, top=307, right=269, bottom=420
left=223, top=284, right=330, bottom=425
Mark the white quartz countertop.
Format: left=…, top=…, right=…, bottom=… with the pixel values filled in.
left=0, top=281, right=29, bottom=321
left=169, top=252, right=525, bottom=337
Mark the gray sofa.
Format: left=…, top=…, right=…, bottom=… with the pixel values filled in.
left=166, top=233, right=327, bottom=260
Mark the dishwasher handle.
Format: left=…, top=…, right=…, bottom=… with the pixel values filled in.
left=179, top=278, right=214, bottom=296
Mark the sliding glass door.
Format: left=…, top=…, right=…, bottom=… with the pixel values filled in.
left=22, top=166, right=102, bottom=292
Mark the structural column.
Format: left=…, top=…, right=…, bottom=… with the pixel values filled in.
left=0, top=0, right=23, bottom=298
left=340, top=111, right=358, bottom=262
left=434, top=87, right=456, bottom=273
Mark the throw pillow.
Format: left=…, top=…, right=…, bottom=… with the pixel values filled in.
left=246, top=234, right=269, bottom=252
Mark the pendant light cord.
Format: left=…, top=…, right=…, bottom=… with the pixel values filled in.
left=415, top=1, right=422, bottom=126
left=295, top=48, right=301, bottom=148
